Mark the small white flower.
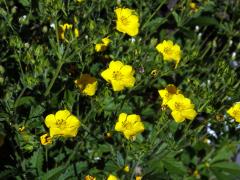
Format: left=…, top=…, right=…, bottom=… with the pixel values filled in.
left=232, top=52, right=236, bottom=60
left=50, top=23, right=55, bottom=29
left=195, top=25, right=200, bottom=32
left=131, top=37, right=135, bottom=43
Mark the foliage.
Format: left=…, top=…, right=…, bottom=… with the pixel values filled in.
left=0, top=0, right=240, bottom=179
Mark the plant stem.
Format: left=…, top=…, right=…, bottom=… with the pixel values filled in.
left=44, top=61, right=64, bottom=97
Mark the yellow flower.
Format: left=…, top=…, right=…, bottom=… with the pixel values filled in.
left=40, top=133, right=52, bottom=145
left=59, top=23, right=73, bottom=40
left=167, top=94, right=197, bottom=123
left=156, top=40, right=181, bottom=67
left=74, top=28, right=80, bottom=38
left=123, top=165, right=130, bottom=172
left=193, top=169, right=200, bottom=178
left=75, top=74, right=98, bottom=96
left=59, top=23, right=79, bottom=42
left=107, top=174, right=118, bottom=180
left=150, top=69, right=158, bottom=78
left=45, top=110, right=80, bottom=137
left=190, top=2, right=199, bottom=12
left=115, top=113, right=144, bottom=140
left=76, top=0, right=84, bottom=3
left=95, top=37, right=111, bottom=52
left=158, top=84, right=180, bottom=106
left=101, top=60, right=135, bottom=91
left=84, top=175, right=96, bottom=180
left=18, top=126, right=25, bottom=132
left=136, top=176, right=142, bottom=180
left=114, top=8, right=139, bottom=36
left=227, top=103, right=240, bottom=122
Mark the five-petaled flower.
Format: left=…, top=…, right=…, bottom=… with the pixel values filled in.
left=40, top=133, right=52, bottom=145
left=167, top=94, right=197, bottom=123
left=158, top=84, right=180, bottom=106
left=45, top=110, right=81, bottom=137
left=227, top=103, right=240, bottom=122
left=156, top=40, right=181, bottom=67
left=114, top=8, right=139, bottom=36
left=101, top=60, right=135, bottom=91
left=75, top=74, right=98, bottom=96
left=115, top=113, right=144, bottom=140
left=95, top=37, right=111, bottom=52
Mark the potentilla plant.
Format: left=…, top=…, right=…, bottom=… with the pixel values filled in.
left=0, top=0, right=240, bottom=179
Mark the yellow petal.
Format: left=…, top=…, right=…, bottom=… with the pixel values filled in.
left=122, top=77, right=135, bottom=88
left=66, top=115, right=81, bottom=129
left=111, top=80, right=125, bottom=91
left=102, top=37, right=111, bottom=46
left=45, top=114, right=56, bottom=128
left=182, top=109, right=197, bottom=120
left=120, top=65, right=133, bottom=75
left=101, top=69, right=112, bottom=82
left=63, top=128, right=79, bottom=137
left=109, top=61, right=124, bottom=71
left=171, top=111, right=185, bottom=123
left=115, top=113, right=127, bottom=131
left=55, top=110, right=71, bottom=121
left=49, top=127, right=62, bottom=137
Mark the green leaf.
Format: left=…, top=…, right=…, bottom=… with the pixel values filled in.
left=211, top=169, right=235, bottom=180
left=42, top=166, right=66, bottom=180
left=142, top=17, right=166, bottom=32
left=29, top=148, right=44, bottom=176
left=187, top=16, right=219, bottom=26
left=162, top=155, right=187, bottom=175
left=211, top=145, right=235, bottom=163
left=29, top=105, right=45, bottom=119
left=15, top=96, right=35, bottom=108
left=211, top=162, right=240, bottom=175
left=18, top=0, right=31, bottom=7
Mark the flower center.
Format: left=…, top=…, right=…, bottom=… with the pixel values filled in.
left=120, top=16, right=129, bottom=26
left=112, top=71, right=123, bottom=81
left=164, top=47, right=172, bottom=55
left=174, top=102, right=183, bottom=110
left=233, top=110, right=240, bottom=117
left=56, top=119, right=66, bottom=129
left=122, top=121, right=132, bottom=130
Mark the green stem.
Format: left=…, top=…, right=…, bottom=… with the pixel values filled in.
left=14, top=86, right=27, bottom=108
left=44, top=62, right=64, bottom=97
left=141, top=0, right=167, bottom=30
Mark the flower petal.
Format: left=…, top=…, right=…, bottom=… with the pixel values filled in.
left=109, top=61, right=124, bottom=71
left=55, top=110, right=71, bottom=121
left=111, top=80, right=124, bottom=91
left=171, top=111, right=185, bottom=123
left=66, top=115, right=81, bottom=129
left=182, top=109, right=197, bottom=120
left=101, top=69, right=112, bottom=82
left=45, top=114, right=56, bottom=128
left=120, top=65, right=133, bottom=75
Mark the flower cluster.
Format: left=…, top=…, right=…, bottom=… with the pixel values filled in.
left=159, top=85, right=197, bottom=123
